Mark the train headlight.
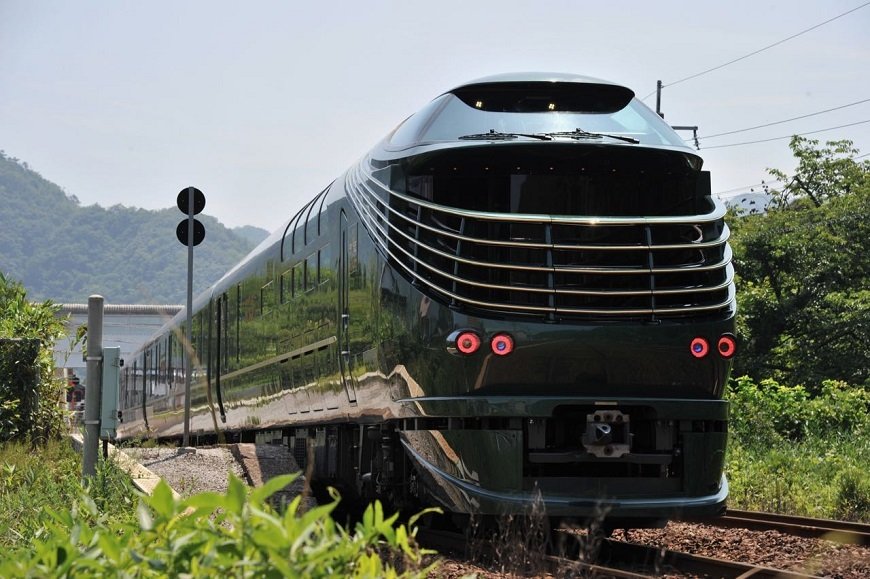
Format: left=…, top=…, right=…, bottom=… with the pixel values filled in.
left=717, top=334, right=737, bottom=359
left=491, top=333, right=514, bottom=356
left=447, top=330, right=482, bottom=355
left=690, top=337, right=709, bottom=359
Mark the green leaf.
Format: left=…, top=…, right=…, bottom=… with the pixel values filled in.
left=225, top=474, right=247, bottom=515
left=249, top=472, right=298, bottom=506
left=148, top=479, right=177, bottom=520
left=137, top=501, right=154, bottom=532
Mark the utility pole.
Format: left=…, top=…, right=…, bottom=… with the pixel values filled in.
left=82, top=295, right=103, bottom=481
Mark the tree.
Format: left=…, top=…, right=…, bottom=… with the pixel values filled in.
left=0, top=273, right=68, bottom=442
left=731, top=137, right=870, bottom=389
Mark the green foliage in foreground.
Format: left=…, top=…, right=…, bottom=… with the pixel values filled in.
left=0, top=461, right=440, bottom=578
left=0, top=439, right=138, bottom=549
left=726, top=377, right=870, bottom=521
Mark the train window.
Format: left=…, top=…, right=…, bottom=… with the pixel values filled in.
left=316, top=185, right=330, bottom=235
left=391, top=87, right=685, bottom=148
left=167, top=334, right=173, bottom=388
left=235, top=284, right=241, bottom=364
left=304, top=198, right=317, bottom=245
left=305, top=254, right=317, bottom=291
left=293, top=262, right=304, bottom=297
left=280, top=269, right=292, bottom=304
left=349, top=223, right=359, bottom=274
left=282, top=207, right=304, bottom=261
left=389, top=94, right=451, bottom=148
left=261, top=281, right=274, bottom=314
left=318, top=244, right=330, bottom=286
left=197, top=314, right=204, bottom=367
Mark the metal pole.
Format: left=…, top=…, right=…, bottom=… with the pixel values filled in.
left=82, top=295, right=103, bottom=481
left=183, top=186, right=193, bottom=447
left=656, top=80, right=663, bottom=118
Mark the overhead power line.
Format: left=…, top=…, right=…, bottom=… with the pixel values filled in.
left=715, top=181, right=781, bottom=197
left=691, top=98, right=870, bottom=140
left=700, top=119, right=870, bottom=149
left=643, top=1, right=870, bottom=99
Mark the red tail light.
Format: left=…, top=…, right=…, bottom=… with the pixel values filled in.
left=690, top=337, right=709, bottom=359
left=717, top=334, right=737, bottom=358
left=455, top=331, right=481, bottom=355
left=491, top=333, right=514, bottom=356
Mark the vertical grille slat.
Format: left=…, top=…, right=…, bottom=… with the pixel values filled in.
left=347, top=162, right=735, bottom=321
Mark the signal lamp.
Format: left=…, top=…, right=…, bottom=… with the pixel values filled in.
left=454, top=331, right=481, bottom=355
left=690, top=337, right=709, bottom=359
left=491, top=333, right=514, bottom=356
left=717, top=334, right=737, bottom=359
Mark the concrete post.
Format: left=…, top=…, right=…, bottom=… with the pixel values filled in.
left=82, top=295, right=103, bottom=480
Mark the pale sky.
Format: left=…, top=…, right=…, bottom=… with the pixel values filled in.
left=2, top=0, right=868, bottom=233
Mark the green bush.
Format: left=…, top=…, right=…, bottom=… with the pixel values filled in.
left=0, top=273, right=68, bottom=443
left=0, top=472, right=440, bottom=578
left=726, top=376, right=870, bottom=521
left=727, top=376, right=870, bottom=444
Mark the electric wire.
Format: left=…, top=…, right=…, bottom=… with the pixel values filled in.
left=689, top=98, right=870, bottom=140
left=715, top=181, right=781, bottom=198
left=642, top=1, right=870, bottom=100
left=700, top=119, right=870, bottom=149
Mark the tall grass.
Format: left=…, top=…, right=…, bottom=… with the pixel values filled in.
left=0, top=439, right=137, bottom=548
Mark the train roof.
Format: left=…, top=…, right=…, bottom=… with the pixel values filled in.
left=448, top=72, right=628, bottom=90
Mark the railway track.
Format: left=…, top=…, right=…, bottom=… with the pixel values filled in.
left=417, top=525, right=827, bottom=578
left=693, top=509, right=870, bottom=546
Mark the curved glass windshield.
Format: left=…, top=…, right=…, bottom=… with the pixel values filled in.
left=389, top=92, right=687, bottom=148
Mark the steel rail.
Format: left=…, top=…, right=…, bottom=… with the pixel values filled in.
left=601, top=538, right=823, bottom=578
left=694, top=509, right=870, bottom=546
left=418, top=526, right=823, bottom=578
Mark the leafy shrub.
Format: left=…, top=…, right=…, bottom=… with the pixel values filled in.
left=727, top=376, right=870, bottom=443
left=0, top=273, right=68, bottom=443
left=0, top=473, right=440, bottom=578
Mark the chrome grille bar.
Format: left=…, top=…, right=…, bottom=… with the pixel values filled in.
left=345, top=159, right=735, bottom=319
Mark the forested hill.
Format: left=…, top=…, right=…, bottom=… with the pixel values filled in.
left=0, top=151, right=270, bottom=304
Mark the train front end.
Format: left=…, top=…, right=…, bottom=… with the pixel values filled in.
left=349, top=73, right=735, bottom=524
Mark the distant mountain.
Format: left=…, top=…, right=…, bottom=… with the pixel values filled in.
left=0, top=151, right=264, bottom=304
left=232, top=225, right=270, bottom=247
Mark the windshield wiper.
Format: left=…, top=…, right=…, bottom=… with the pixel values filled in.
left=458, top=129, right=552, bottom=141
left=544, top=128, right=639, bottom=144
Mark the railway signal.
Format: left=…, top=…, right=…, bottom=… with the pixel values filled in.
left=177, top=186, right=205, bottom=447
left=176, top=187, right=206, bottom=246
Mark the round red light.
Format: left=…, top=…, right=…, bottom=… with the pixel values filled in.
left=690, top=337, right=709, bottom=358
left=717, top=334, right=737, bottom=358
left=455, top=331, right=481, bottom=355
left=491, top=334, right=514, bottom=356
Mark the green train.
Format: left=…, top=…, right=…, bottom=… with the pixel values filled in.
left=119, top=73, right=736, bottom=527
